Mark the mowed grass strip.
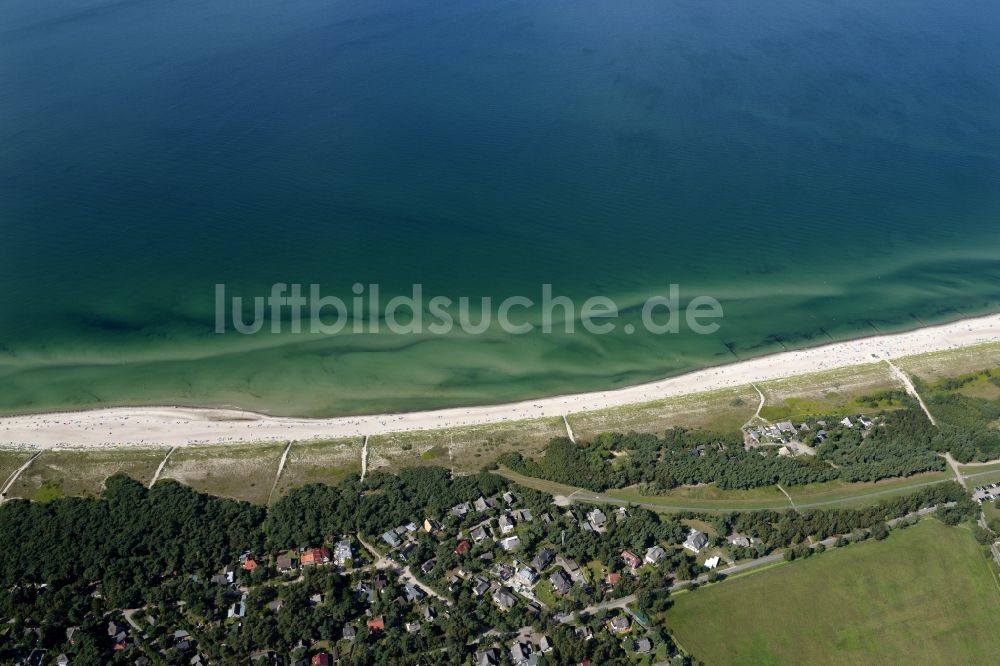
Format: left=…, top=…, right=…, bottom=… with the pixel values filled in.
left=7, top=448, right=166, bottom=501
left=666, top=520, right=1000, bottom=665
left=500, top=468, right=952, bottom=513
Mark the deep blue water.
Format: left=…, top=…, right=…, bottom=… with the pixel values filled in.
left=1, top=0, right=999, bottom=414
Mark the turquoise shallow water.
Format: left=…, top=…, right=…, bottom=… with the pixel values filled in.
left=1, top=0, right=999, bottom=415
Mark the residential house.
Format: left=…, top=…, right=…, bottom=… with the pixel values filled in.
left=575, top=626, right=593, bottom=641
left=454, top=540, right=471, bottom=556
left=587, top=508, right=607, bottom=532
left=514, top=509, right=533, bottom=522
left=472, top=576, right=491, bottom=596
left=475, top=648, right=500, bottom=666
left=605, top=572, right=621, bottom=586
left=301, top=547, right=331, bottom=567
left=609, top=615, right=631, bottom=634
left=531, top=548, right=554, bottom=572
left=499, top=535, right=521, bottom=551
left=633, top=638, right=653, bottom=654
left=493, top=587, right=517, bottom=611
left=684, top=529, right=709, bottom=554
left=621, top=550, right=642, bottom=569
left=841, top=416, right=853, bottom=428
left=471, top=525, right=490, bottom=542
left=539, top=636, right=553, bottom=653
left=380, top=531, right=401, bottom=548
left=516, top=567, right=538, bottom=587
left=227, top=594, right=247, bottom=618
left=404, top=584, right=425, bottom=602
left=341, top=625, right=356, bottom=642
left=502, top=491, right=517, bottom=505
left=474, top=496, right=495, bottom=512
left=645, top=546, right=665, bottom=565
left=366, top=617, right=385, bottom=633
left=705, top=555, right=721, bottom=569
left=859, top=415, right=873, bottom=428
left=276, top=555, right=297, bottom=572
left=510, top=640, right=537, bottom=666
left=498, top=514, right=516, bottom=534
left=311, top=654, right=330, bottom=666
left=333, top=540, right=352, bottom=566
left=451, top=502, right=471, bottom=518
left=421, top=558, right=437, bottom=575
left=549, top=571, right=572, bottom=595
left=423, top=518, right=440, bottom=533
left=727, top=534, right=751, bottom=548
left=405, top=621, right=421, bottom=634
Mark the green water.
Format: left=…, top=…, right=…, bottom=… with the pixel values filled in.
left=1, top=0, right=999, bottom=416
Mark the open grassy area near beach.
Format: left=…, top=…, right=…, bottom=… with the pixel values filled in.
left=369, top=417, right=564, bottom=474
left=275, top=438, right=362, bottom=496
left=666, top=519, right=1000, bottom=665
left=6, top=448, right=166, bottom=501
left=896, top=341, right=1000, bottom=382
left=0, top=450, right=34, bottom=489
left=757, top=362, right=900, bottom=422
left=566, top=386, right=758, bottom=441
left=160, top=443, right=286, bottom=504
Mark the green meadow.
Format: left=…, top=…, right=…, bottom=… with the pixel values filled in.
left=666, top=520, right=1000, bottom=665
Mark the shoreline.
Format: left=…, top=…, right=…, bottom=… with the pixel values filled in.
left=2, top=312, right=999, bottom=449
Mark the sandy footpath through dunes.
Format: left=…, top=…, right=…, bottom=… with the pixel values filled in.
left=2, top=313, right=999, bottom=449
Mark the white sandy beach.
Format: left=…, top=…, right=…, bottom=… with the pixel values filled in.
left=2, top=313, right=999, bottom=449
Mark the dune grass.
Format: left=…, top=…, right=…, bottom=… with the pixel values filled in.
left=6, top=448, right=166, bottom=500
left=160, top=442, right=286, bottom=504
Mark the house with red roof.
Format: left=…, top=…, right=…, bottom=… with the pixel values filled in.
left=367, top=617, right=385, bottom=633
left=301, top=547, right=331, bottom=567
left=620, top=550, right=641, bottom=569
left=454, top=540, right=471, bottom=556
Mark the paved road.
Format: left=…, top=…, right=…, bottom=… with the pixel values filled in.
left=357, top=535, right=451, bottom=606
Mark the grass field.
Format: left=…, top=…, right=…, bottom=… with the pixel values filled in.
left=757, top=362, right=899, bottom=422
left=567, top=386, right=758, bottom=441
left=666, top=520, right=1000, bottom=665
left=369, top=417, right=564, bottom=474
left=275, top=438, right=362, bottom=496
left=6, top=448, right=167, bottom=500
left=160, top=442, right=286, bottom=504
